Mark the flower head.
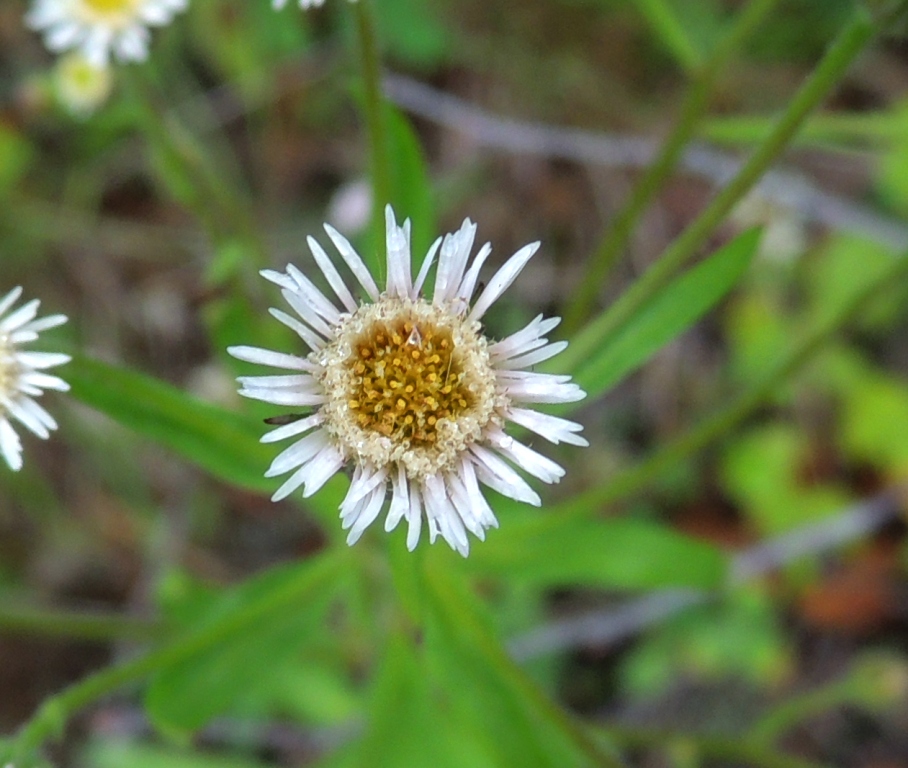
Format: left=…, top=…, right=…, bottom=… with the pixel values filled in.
left=26, top=0, right=188, bottom=68
left=0, top=287, right=71, bottom=472
left=53, top=51, right=114, bottom=116
left=230, top=207, right=586, bottom=555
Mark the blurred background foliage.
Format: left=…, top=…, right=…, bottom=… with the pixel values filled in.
left=2, top=0, right=908, bottom=766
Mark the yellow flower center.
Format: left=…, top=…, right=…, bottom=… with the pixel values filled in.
left=82, top=0, right=136, bottom=14
left=348, top=318, right=474, bottom=446
left=317, top=297, right=505, bottom=480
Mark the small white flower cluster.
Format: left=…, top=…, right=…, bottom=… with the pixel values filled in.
left=0, top=287, right=70, bottom=472
left=25, top=0, right=188, bottom=115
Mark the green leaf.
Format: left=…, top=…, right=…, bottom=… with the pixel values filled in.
left=385, top=104, right=436, bottom=259
left=422, top=561, right=620, bottom=767
left=636, top=0, right=710, bottom=72
left=569, top=227, right=759, bottom=403
left=469, top=516, right=727, bottom=590
left=66, top=355, right=274, bottom=493
left=84, top=741, right=271, bottom=768
left=146, top=553, right=347, bottom=733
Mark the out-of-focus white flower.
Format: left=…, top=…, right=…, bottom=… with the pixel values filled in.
left=230, top=206, right=587, bottom=556
left=327, top=179, right=372, bottom=236
left=26, top=0, right=188, bottom=68
left=0, top=287, right=71, bottom=472
left=53, top=51, right=113, bottom=117
left=732, top=192, right=808, bottom=263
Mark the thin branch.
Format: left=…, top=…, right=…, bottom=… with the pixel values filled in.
left=383, top=75, right=908, bottom=252
left=508, top=487, right=904, bottom=661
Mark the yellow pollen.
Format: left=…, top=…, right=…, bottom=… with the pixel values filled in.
left=83, top=0, right=136, bottom=13
left=347, top=317, right=474, bottom=447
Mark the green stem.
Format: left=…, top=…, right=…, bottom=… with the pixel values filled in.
left=749, top=678, right=856, bottom=745
left=0, top=602, right=167, bottom=643
left=564, top=0, right=780, bottom=333
left=557, top=8, right=875, bottom=375
left=2, top=553, right=344, bottom=766
left=557, top=243, right=908, bottom=524
left=123, top=68, right=267, bottom=270
left=600, top=724, right=825, bottom=768
left=355, top=0, right=391, bottom=280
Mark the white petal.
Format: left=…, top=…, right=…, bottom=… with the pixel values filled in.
left=266, top=429, right=330, bottom=477
left=385, top=206, right=412, bottom=300
left=271, top=443, right=344, bottom=501
left=0, top=299, right=39, bottom=333
left=384, top=464, right=409, bottom=532
left=340, top=464, right=388, bottom=520
left=14, top=352, right=71, bottom=370
left=412, top=237, right=441, bottom=298
left=261, top=413, right=325, bottom=444
left=281, top=287, right=334, bottom=338
left=455, top=242, right=491, bottom=304
left=345, top=484, right=387, bottom=545
left=269, top=308, right=325, bottom=351
left=487, top=428, right=565, bottom=484
left=0, top=419, right=22, bottom=471
left=405, top=482, right=423, bottom=551
left=433, top=218, right=476, bottom=305
left=469, top=445, right=541, bottom=506
left=506, top=407, right=588, bottom=446
left=308, top=236, right=358, bottom=312
left=236, top=373, right=319, bottom=390
left=285, top=264, right=342, bottom=325
left=19, top=372, right=69, bottom=392
left=496, top=340, right=568, bottom=370
left=323, top=224, right=380, bottom=301
left=238, top=387, right=326, bottom=406
left=459, top=455, right=498, bottom=529
left=228, top=346, right=316, bottom=372
left=468, top=242, right=539, bottom=322
left=0, top=287, right=23, bottom=317
left=489, top=315, right=561, bottom=361
left=5, top=398, right=51, bottom=439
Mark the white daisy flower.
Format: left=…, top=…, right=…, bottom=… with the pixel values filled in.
left=53, top=51, right=114, bottom=117
left=0, top=287, right=71, bottom=472
left=230, top=206, right=587, bottom=556
left=26, top=0, right=188, bottom=68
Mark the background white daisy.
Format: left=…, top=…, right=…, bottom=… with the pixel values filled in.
left=0, top=287, right=71, bottom=472
left=27, top=0, right=188, bottom=68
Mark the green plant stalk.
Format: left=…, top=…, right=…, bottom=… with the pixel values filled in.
left=123, top=69, right=267, bottom=270
left=557, top=243, right=908, bottom=524
left=0, top=602, right=167, bottom=643
left=2, top=553, right=345, bottom=766
left=564, top=0, right=780, bottom=333
left=599, top=724, right=825, bottom=768
left=558, top=8, right=875, bottom=375
left=749, top=677, right=860, bottom=745
left=355, top=0, right=391, bottom=280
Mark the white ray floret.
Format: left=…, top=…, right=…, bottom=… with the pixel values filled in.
left=229, top=206, right=587, bottom=555
left=27, top=0, right=188, bottom=68
left=0, top=287, right=70, bottom=472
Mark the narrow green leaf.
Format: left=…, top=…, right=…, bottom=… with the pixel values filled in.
left=385, top=104, right=436, bottom=259
left=146, top=553, right=346, bottom=733
left=470, top=516, right=727, bottom=591
left=422, top=561, right=621, bottom=767
left=636, top=0, right=705, bottom=71
left=66, top=355, right=273, bottom=493
left=569, top=228, right=760, bottom=403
